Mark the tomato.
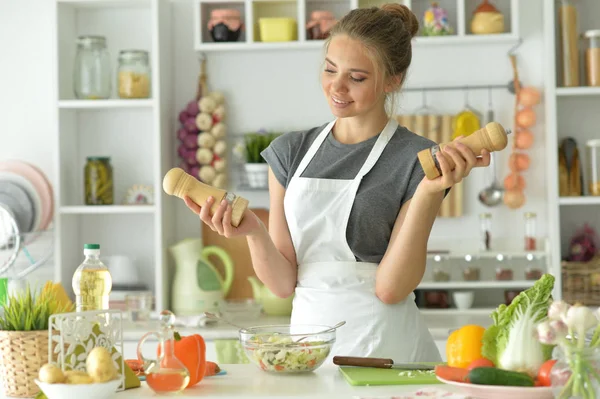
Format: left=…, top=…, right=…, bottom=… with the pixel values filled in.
left=434, top=365, right=470, bottom=383
left=537, top=359, right=557, bottom=387
left=467, top=358, right=495, bottom=370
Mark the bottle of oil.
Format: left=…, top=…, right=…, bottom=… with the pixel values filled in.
left=72, top=243, right=112, bottom=312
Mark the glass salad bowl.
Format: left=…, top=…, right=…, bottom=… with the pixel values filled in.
left=239, top=324, right=336, bottom=373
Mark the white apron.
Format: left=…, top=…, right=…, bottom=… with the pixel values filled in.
left=284, top=118, right=441, bottom=363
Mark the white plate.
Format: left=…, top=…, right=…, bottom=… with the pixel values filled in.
left=436, top=376, right=554, bottom=399
left=0, top=171, right=42, bottom=232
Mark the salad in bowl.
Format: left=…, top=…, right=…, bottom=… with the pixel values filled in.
left=239, top=324, right=336, bottom=373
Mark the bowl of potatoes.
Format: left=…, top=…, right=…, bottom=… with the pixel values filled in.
left=35, top=346, right=121, bottom=399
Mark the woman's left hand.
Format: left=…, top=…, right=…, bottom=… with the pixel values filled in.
left=419, top=138, right=491, bottom=195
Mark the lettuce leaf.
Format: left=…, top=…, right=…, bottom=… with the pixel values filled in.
left=481, top=273, right=556, bottom=366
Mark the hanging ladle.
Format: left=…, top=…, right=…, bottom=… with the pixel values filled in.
left=478, top=87, right=505, bottom=207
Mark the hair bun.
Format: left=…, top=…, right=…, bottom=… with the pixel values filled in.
left=381, top=3, right=419, bottom=38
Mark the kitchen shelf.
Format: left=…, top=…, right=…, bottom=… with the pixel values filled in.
left=556, top=87, right=600, bottom=96
left=418, top=307, right=495, bottom=316
left=559, top=196, right=600, bottom=205
left=52, top=0, right=175, bottom=311
left=59, top=205, right=156, bottom=214
left=427, top=250, right=546, bottom=260
left=58, top=99, right=156, bottom=109
left=193, top=0, right=520, bottom=52
left=545, top=0, right=600, bottom=302
left=417, top=281, right=536, bottom=290
left=57, top=0, right=150, bottom=7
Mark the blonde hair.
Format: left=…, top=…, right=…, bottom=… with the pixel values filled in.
left=324, top=3, right=419, bottom=114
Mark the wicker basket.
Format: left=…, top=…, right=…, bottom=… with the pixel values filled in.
left=562, top=255, right=600, bottom=306
left=0, top=330, right=49, bottom=397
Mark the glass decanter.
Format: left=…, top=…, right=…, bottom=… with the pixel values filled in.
left=137, top=310, right=190, bottom=395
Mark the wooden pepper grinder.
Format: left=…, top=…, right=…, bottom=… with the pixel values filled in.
left=163, top=167, right=249, bottom=227
left=418, top=121, right=511, bottom=180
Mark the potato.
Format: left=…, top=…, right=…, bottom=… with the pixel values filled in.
left=38, top=363, right=65, bottom=384
left=64, top=370, right=94, bottom=385
left=86, top=347, right=117, bottom=383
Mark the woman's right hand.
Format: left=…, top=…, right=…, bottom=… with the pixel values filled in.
left=183, top=195, right=263, bottom=238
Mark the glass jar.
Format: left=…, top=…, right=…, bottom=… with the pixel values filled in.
left=461, top=254, right=480, bottom=281
left=524, top=212, right=537, bottom=251
left=84, top=157, right=114, bottom=205
left=550, top=346, right=600, bottom=398
left=118, top=50, right=151, bottom=99
left=432, top=255, right=451, bottom=282
left=73, top=35, right=111, bottom=99
left=584, top=29, right=600, bottom=87
left=586, top=140, right=600, bottom=195
left=479, top=213, right=492, bottom=251
left=558, top=0, right=580, bottom=87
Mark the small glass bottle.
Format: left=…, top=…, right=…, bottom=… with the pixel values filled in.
left=118, top=50, right=151, bottom=99
left=84, top=157, right=114, bottom=205
left=73, top=35, right=111, bottom=99
left=584, top=29, right=600, bottom=87
left=524, top=212, right=537, bottom=251
left=72, top=243, right=112, bottom=312
left=138, top=310, right=190, bottom=395
left=479, top=213, right=492, bottom=251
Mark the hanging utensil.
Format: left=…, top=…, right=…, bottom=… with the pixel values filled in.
left=452, top=87, right=482, bottom=139
left=478, top=87, right=505, bottom=207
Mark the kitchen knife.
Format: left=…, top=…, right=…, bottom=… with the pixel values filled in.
left=332, top=356, right=435, bottom=370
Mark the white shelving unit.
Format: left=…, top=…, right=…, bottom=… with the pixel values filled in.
left=543, top=0, right=600, bottom=300
left=193, top=0, right=520, bottom=52
left=52, top=0, right=175, bottom=310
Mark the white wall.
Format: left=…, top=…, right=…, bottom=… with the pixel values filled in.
left=0, top=0, right=548, bottom=282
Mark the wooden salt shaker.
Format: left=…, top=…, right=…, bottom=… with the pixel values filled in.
left=163, top=167, right=249, bottom=227
left=417, top=121, right=510, bottom=180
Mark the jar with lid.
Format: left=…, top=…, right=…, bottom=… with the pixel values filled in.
left=586, top=140, right=600, bottom=195
left=584, top=30, right=600, bottom=86
left=84, top=157, right=114, bottom=205
left=462, top=254, right=480, bottom=282
left=558, top=0, right=580, bottom=87
left=479, top=213, right=492, bottom=251
left=432, top=255, right=450, bottom=282
left=118, top=50, right=151, bottom=99
left=73, top=36, right=111, bottom=99
left=524, top=212, right=537, bottom=251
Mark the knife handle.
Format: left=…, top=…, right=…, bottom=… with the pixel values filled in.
left=332, top=356, right=392, bottom=369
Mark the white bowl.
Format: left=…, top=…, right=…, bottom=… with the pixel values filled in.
left=452, top=291, right=474, bottom=310
left=35, top=378, right=120, bottom=399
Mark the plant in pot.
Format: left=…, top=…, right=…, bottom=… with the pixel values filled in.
left=239, top=131, right=281, bottom=189
left=0, top=284, right=73, bottom=398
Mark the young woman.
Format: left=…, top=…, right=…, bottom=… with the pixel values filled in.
left=185, top=4, right=490, bottom=362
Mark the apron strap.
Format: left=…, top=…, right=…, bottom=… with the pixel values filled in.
left=293, top=120, right=336, bottom=178
left=354, top=118, right=399, bottom=180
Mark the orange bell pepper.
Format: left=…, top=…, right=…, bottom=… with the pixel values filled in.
left=446, top=324, right=486, bottom=369
left=161, top=332, right=206, bottom=388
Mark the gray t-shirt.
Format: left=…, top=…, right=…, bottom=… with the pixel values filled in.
left=261, top=122, right=437, bottom=263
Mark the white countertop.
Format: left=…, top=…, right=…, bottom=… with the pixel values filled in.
left=121, top=312, right=494, bottom=342
left=115, top=364, right=465, bottom=399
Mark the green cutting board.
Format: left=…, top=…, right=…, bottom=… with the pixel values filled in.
left=339, top=363, right=444, bottom=386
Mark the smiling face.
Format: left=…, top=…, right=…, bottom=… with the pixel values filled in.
left=321, top=35, right=390, bottom=120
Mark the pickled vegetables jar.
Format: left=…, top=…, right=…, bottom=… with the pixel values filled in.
left=84, top=157, right=114, bottom=205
